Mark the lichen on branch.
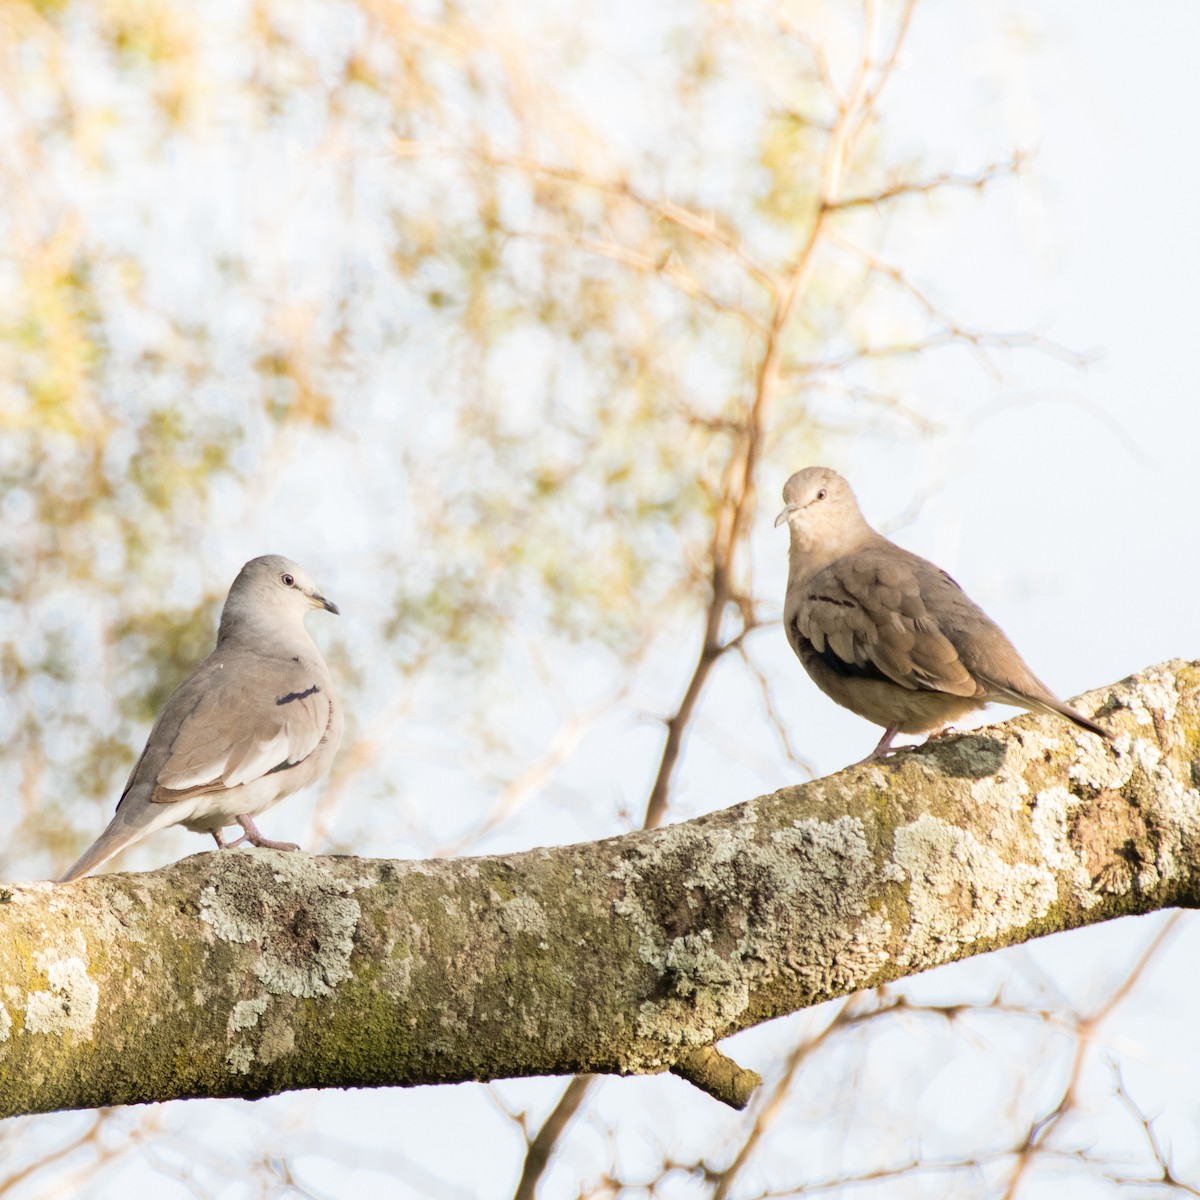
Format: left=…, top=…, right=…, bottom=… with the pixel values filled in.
left=0, top=660, right=1196, bottom=1120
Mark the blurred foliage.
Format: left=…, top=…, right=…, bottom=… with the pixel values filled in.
left=1, top=0, right=946, bottom=879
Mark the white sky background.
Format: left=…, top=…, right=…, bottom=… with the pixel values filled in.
left=18, top=1, right=1200, bottom=1197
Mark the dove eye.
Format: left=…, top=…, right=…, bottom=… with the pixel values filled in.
left=281, top=573, right=295, bottom=587
left=816, top=488, right=828, bottom=501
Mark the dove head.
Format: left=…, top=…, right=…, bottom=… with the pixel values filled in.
left=775, top=467, right=874, bottom=564
left=217, top=555, right=339, bottom=644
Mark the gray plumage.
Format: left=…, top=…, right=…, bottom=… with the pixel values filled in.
left=61, top=555, right=343, bottom=881
left=775, top=467, right=1110, bottom=760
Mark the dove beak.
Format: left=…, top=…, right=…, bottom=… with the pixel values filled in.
left=774, top=503, right=800, bottom=528
left=309, top=592, right=340, bottom=615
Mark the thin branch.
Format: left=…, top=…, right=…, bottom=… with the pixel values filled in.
left=1000, top=913, right=1185, bottom=1199
left=826, top=152, right=1025, bottom=211
left=855, top=0, right=918, bottom=125
left=825, top=226, right=1090, bottom=377
left=0, top=1110, right=112, bottom=1196
left=641, top=0, right=879, bottom=831
left=511, top=229, right=769, bottom=333
left=388, top=137, right=777, bottom=291
left=511, top=1077, right=596, bottom=1200
left=1108, top=1059, right=1200, bottom=1194
left=746, top=1, right=841, bottom=101
left=709, top=999, right=858, bottom=1200
left=734, top=639, right=816, bottom=778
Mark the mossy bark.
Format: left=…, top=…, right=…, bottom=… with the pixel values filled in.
left=2, top=660, right=1197, bottom=1118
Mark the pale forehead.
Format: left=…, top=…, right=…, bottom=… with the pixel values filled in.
left=782, top=467, right=843, bottom=501
left=238, top=555, right=311, bottom=585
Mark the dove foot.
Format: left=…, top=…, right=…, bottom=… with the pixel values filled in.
left=858, top=725, right=899, bottom=764
left=235, top=815, right=300, bottom=852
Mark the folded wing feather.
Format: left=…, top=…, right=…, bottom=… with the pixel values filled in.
left=797, top=550, right=983, bottom=699
left=152, top=664, right=329, bottom=802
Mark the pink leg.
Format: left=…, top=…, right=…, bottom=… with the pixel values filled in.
left=859, top=724, right=899, bottom=763
left=236, top=815, right=299, bottom=852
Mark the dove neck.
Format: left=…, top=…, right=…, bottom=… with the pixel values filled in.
left=787, top=524, right=877, bottom=583
left=216, top=603, right=317, bottom=654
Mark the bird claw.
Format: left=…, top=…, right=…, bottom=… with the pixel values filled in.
left=858, top=725, right=900, bottom=764
left=250, top=837, right=300, bottom=852
left=236, top=815, right=300, bottom=852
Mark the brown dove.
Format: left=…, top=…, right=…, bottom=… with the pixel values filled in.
left=775, top=467, right=1110, bottom=760
left=60, top=555, right=343, bottom=881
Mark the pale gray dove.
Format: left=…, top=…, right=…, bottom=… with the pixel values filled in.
left=60, top=555, right=343, bottom=881
left=775, top=467, right=1110, bottom=760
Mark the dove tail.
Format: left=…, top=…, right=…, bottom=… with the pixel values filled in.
left=1045, top=699, right=1113, bottom=741
left=987, top=683, right=1112, bottom=742
left=59, top=821, right=141, bottom=882
left=58, top=803, right=184, bottom=882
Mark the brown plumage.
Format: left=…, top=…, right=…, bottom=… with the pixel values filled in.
left=776, top=467, right=1111, bottom=760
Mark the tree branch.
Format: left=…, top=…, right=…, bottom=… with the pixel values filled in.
left=3, top=661, right=1196, bottom=1121
left=510, top=1075, right=595, bottom=1200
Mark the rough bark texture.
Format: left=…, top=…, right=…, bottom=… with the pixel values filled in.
left=2, top=660, right=1198, bottom=1119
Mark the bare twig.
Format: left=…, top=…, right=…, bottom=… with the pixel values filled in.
left=511, top=1076, right=596, bottom=1200
left=1000, top=913, right=1185, bottom=1199
left=511, top=229, right=769, bottom=333
left=388, top=137, right=777, bottom=291
left=827, top=153, right=1025, bottom=211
